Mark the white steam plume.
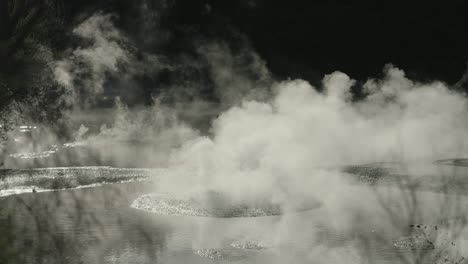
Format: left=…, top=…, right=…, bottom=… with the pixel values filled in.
left=199, top=42, right=273, bottom=106
left=158, top=65, right=468, bottom=211
left=54, top=13, right=129, bottom=108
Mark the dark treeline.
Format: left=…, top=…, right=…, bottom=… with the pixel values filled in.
left=0, top=0, right=65, bottom=138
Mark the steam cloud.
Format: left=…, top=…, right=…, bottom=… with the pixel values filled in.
left=54, top=13, right=129, bottom=107
left=54, top=13, right=168, bottom=109
left=168, top=66, right=468, bottom=190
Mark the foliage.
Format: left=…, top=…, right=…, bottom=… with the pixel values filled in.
left=0, top=0, right=65, bottom=140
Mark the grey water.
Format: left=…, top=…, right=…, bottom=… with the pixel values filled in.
left=1, top=162, right=468, bottom=264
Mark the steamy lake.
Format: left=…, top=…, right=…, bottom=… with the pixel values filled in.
left=2, top=1, right=468, bottom=263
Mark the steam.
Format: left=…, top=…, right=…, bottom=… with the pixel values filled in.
left=54, top=13, right=169, bottom=109
left=54, top=13, right=129, bottom=108
left=94, top=99, right=194, bottom=143
left=199, top=42, right=273, bottom=105
left=168, top=65, right=468, bottom=191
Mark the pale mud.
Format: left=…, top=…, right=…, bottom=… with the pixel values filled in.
left=230, top=239, right=270, bottom=250
left=131, top=192, right=285, bottom=218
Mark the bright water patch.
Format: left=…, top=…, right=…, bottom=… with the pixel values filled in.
left=0, top=186, right=52, bottom=197
left=434, top=158, right=468, bottom=167
left=343, top=160, right=468, bottom=193
left=0, top=167, right=162, bottom=197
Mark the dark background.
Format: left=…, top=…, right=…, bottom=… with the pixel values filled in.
left=63, top=0, right=468, bottom=86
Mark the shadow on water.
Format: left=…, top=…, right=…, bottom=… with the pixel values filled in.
left=343, top=161, right=468, bottom=264
left=0, top=181, right=171, bottom=264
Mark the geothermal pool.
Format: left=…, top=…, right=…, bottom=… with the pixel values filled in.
left=1, top=163, right=468, bottom=264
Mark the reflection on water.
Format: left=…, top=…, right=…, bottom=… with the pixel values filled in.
left=0, top=162, right=468, bottom=263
